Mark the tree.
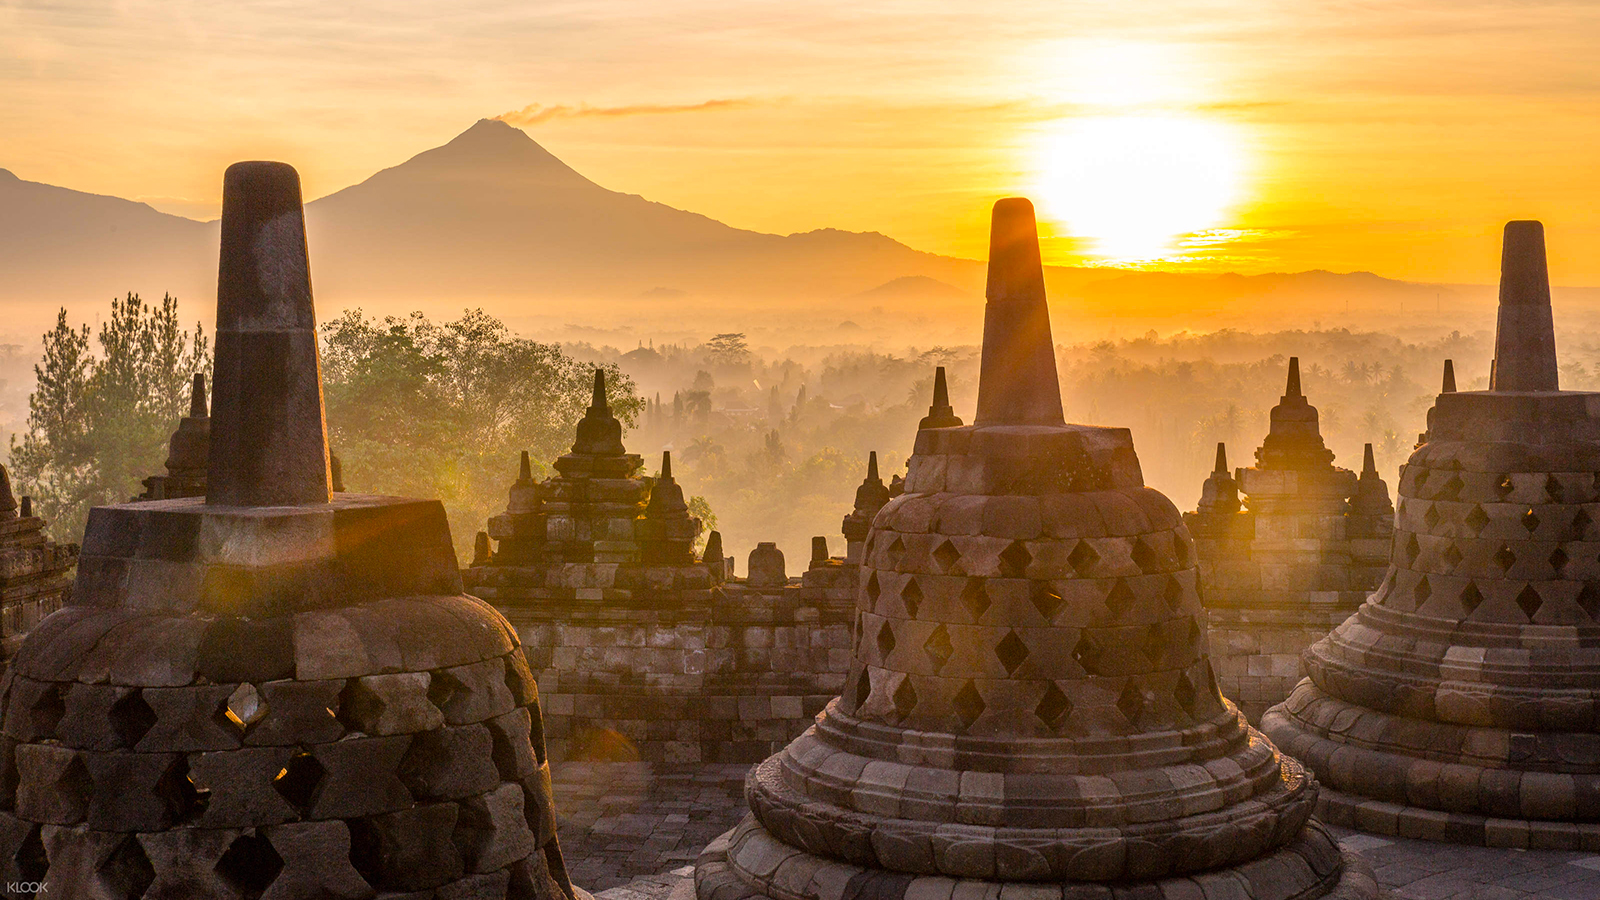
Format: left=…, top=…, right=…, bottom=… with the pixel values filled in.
left=318, top=309, right=641, bottom=557
left=9, top=294, right=209, bottom=542
left=705, top=333, right=750, bottom=370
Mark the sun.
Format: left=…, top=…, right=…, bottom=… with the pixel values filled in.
left=1033, top=114, right=1247, bottom=263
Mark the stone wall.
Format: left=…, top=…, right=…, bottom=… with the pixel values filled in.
left=468, top=557, right=856, bottom=763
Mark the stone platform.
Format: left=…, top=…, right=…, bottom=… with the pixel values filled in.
left=557, top=762, right=1600, bottom=900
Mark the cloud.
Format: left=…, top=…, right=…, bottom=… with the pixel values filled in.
left=495, top=98, right=752, bottom=126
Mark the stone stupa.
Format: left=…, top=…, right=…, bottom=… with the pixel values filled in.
left=695, top=198, right=1376, bottom=900
left=1264, top=221, right=1600, bottom=849
left=0, top=161, right=577, bottom=898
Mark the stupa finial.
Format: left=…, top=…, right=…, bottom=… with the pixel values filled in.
left=1362, top=442, right=1377, bottom=476
left=1286, top=356, right=1302, bottom=399
left=1491, top=220, right=1558, bottom=391
left=190, top=372, right=207, bottom=418
left=919, top=366, right=964, bottom=429
left=1442, top=359, right=1456, bottom=393
left=207, top=161, right=332, bottom=507
left=973, top=198, right=1065, bottom=427
left=1214, top=442, right=1228, bottom=474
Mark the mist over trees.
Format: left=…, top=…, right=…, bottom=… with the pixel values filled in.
left=23, top=295, right=1600, bottom=568
left=8, top=293, right=208, bottom=541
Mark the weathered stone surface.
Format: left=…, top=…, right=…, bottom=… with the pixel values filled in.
left=1264, top=219, right=1600, bottom=848
left=0, top=160, right=575, bottom=900
left=698, top=198, right=1372, bottom=900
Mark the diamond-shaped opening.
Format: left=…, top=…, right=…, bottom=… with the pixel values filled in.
left=1442, top=543, right=1464, bottom=570
left=952, top=681, right=985, bottom=730
left=1071, top=634, right=1100, bottom=675
left=853, top=669, right=872, bottom=711
left=1174, top=672, right=1198, bottom=714
left=272, top=751, right=326, bottom=814
left=1574, top=508, right=1593, bottom=539
left=1495, top=475, right=1514, bottom=498
left=29, top=683, right=65, bottom=739
left=1117, top=681, right=1146, bottom=726
left=998, top=541, right=1033, bottom=578
left=54, top=754, right=91, bottom=814
left=924, top=625, right=955, bottom=672
left=1104, top=579, right=1137, bottom=620
left=1163, top=576, right=1185, bottom=611
left=1440, top=475, right=1464, bottom=501
left=1494, top=545, right=1517, bottom=573
left=1404, top=534, right=1422, bottom=565
left=1548, top=476, right=1565, bottom=503
left=216, top=832, right=284, bottom=895
left=1460, top=582, right=1485, bottom=614
left=1130, top=538, right=1162, bottom=574
left=1035, top=682, right=1072, bottom=730
left=223, top=683, right=268, bottom=732
left=1465, top=505, right=1490, bottom=535
left=875, top=621, right=897, bottom=661
left=995, top=631, right=1029, bottom=676
left=13, top=825, right=45, bottom=884
left=1551, top=547, right=1570, bottom=574
left=427, top=669, right=465, bottom=719
left=1516, top=585, right=1544, bottom=622
left=1139, top=623, right=1166, bottom=665
left=865, top=571, right=881, bottom=603
left=102, top=834, right=155, bottom=898
left=1523, top=510, right=1541, bottom=534
left=110, top=690, right=158, bottom=749
left=1031, top=583, right=1064, bottom=622
left=891, top=678, right=918, bottom=719
left=887, top=537, right=907, bottom=568
left=1067, top=540, right=1099, bottom=577
left=1579, top=583, right=1600, bottom=619
left=1423, top=505, right=1441, bottom=530
left=155, top=754, right=200, bottom=826
left=901, top=578, right=923, bottom=618
left=1413, top=575, right=1432, bottom=604
left=960, top=577, right=991, bottom=622
left=932, top=540, right=962, bottom=575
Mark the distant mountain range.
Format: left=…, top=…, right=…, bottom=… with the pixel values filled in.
left=0, top=118, right=1521, bottom=335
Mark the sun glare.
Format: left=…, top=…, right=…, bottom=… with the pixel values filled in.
left=1034, top=115, right=1246, bottom=263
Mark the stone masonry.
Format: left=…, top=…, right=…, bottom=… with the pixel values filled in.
left=464, top=392, right=880, bottom=764
left=0, top=161, right=577, bottom=899
left=1186, top=361, right=1393, bottom=722
left=0, top=466, right=76, bottom=672
left=695, top=198, right=1377, bottom=900
left=1264, top=220, right=1600, bottom=850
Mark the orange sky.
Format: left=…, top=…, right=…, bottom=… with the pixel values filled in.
left=3, top=0, right=1598, bottom=282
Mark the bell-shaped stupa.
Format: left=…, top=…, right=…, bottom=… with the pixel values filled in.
left=0, top=162, right=577, bottom=898
left=695, top=199, right=1376, bottom=900
left=1273, top=220, right=1600, bottom=845
left=1263, top=221, right=1600, bottom=849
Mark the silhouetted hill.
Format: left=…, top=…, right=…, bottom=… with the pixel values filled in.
left=303, top=119, right=979, bottom=302
left=3, top=119, right=1567, bottom=341
left=0, top=168, right=213, bottom=325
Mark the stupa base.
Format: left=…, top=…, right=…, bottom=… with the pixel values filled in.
left=695, top=816, right=1378, bottom=900
left=1311, top=786, right=1600, bottom=851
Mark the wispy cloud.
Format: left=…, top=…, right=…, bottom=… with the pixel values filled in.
left=496, top=99, right=753, bottom=126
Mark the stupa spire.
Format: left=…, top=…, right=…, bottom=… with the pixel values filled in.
left=0, top=464, right=16, bottom=518
left=1491, top=220, right=1558, bottom=391
left=569, top=367, right=626, bottom=455
left=189, top=372, right=207, bottom=417
left=973, top=198, right=1065, bottom=426
left=518, top=449, right=533, bottom=483
left=1285, top=356, right=1302, bottom=398
left=918, top=366, right=963, bottom=429
left=207, top=161, right=332, bottom=506
left=1214, top=441, right=1228, bottom=474
left=1442, top=359, right=1456, bottom=393
left=1362, top=442, right=1376, bottom=476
